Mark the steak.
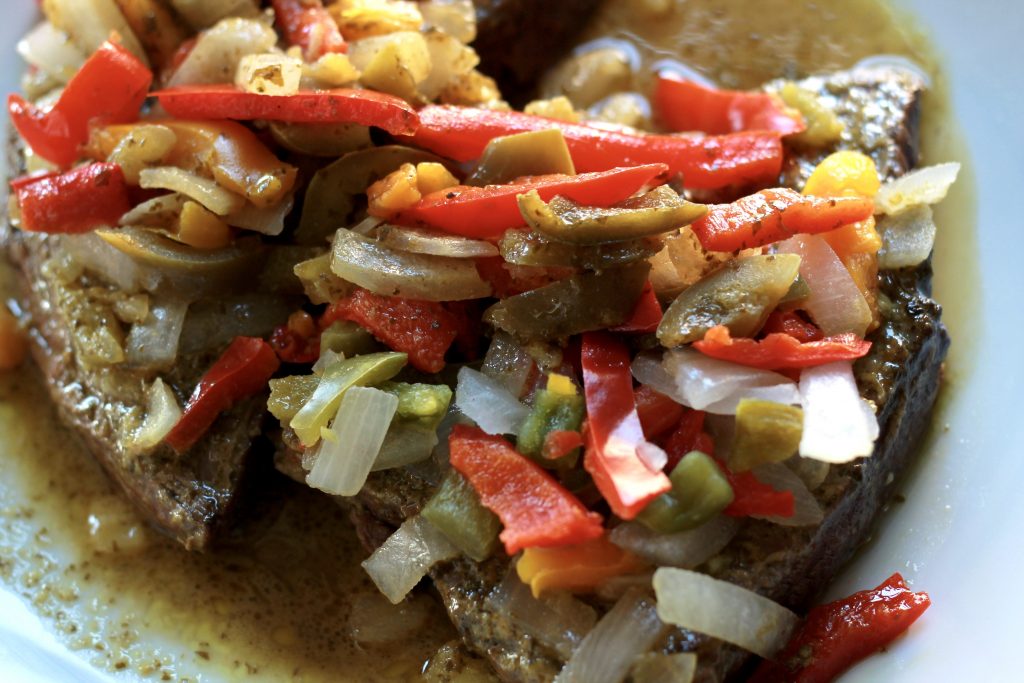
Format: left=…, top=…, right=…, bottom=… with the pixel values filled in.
left=334, top=65, right=950, bottom=682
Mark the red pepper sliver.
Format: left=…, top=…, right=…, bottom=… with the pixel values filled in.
left=543, top=430, right=585, bottom=460
left=324, top=289, right=460, bottom=373
left=581, top=332, right=672, bottom=519
left=751, top=573, right=931, bottom=683
left=691, top=187, right=876, bottom=252
left=448, top=424, right=604, bottom=555
left=392, top=164, right=671, bottom=239
left=610, top=281, right=662, bottom=334
left=662, top=408, right=712, bottom=471
left=721, top=462, right=795, bottom=518
left=164, top=337, right=280, bottom=453
left=154, top=85, right=419, bottom=135
left=634, top=385, right=685, bottom=443
left=406, top=105, right=784, bottom=190
left=14, top=163, right=132, bottom=234
left=9, top=41, right=152, bottom=167
left=655, top=75, right=806, bottom=136
left=761, top=310, right=824, bottom=343
left=271, top=0, right=347, bottom=60
left=693, top=325, right=872, bottom=370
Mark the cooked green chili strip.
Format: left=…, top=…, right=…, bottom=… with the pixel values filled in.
left=636, top=451, right=734, bottom=534
left=467, top=129, right=576, bottom=186
left=320, top=321, right=378, bottom=357
left=516, top=373, right=585, bottom=463
left=729, top=398, right=804, bottom=472
left=421, top=469, right=501, bottom=562
left=499, top=229, right=661, bottom=270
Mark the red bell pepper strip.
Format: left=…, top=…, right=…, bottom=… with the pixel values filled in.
left=581, top=332, right=672, bottom=519
left=751, top=573, right=931, bottom=683
left=693, top=325, right=872, bottom=370
left=762, top=310, right=824, bottom=343
left=543, top=430, right=585, bottom=460
left=271, top=0, right=347, bottom=60
left=324, top=289, right=461, bottom=373
left=154, top=86, right=419, bottom=136
left=406, top=105, right=784, bottom=190
left=391, top=164, right=671, bottom=239
left=721, top=463, right=795, bottom=518
left=634, top=385, right=685, bottom=443
left=610, top=281, right=662, bottom=334
left=691, top=188, right=876, bottom=252
left=448, top=424, right=604, bottom=555
left=12, top=163, right=132, bottom=234
left=164, top=337, right=280, bottom=452
left=661, top=408, right=714, bottom=471
left=8, top=41, right=152, bottom=167
left=655, top=75, right=806, bottom=136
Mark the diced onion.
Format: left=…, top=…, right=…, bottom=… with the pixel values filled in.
left=42, top=0, right=148, bottom=65
left=609, top=517, right=739, bottom=569
left=455, top=367, right=530, bottom=436
left=126, top=378, right=182, bottom=454
left=372, top=421, right=439, bottom=472
left=306, top=386, right=399, bottom=496
left=777, top=234, right=871, bottom=337
left=139, top=167, right=245, bottom=217
left=331, top=228, right=492, bottom=301
left=798, top=361, right=879, bottom=463
left=235, top=53, right=303, bottom=96
left=749, top=463, right=824, bottom=526
left=361, top=515, right=459, bottom=604
left=555, top=589, right=666, bottom=683
left=124, top=298, right=188, bottom=371
left=875, top=162, right=960, bottom=215
left=168, top=17, right=277, bottom=86
left=653, top=567, right=798, bottom=659
left=420, top=0, right=477, bottom=43
left=489, top=572, right=598, bottom=659
left=377, top=225, right=499, bottom=258
left=481, top=332, right=535, bottom=398
left=63, top=233, right=163, bottom=293
left=630, top=652, right=697, bottom=683
left=420, top=30, right=479, bottom=100
left=227, top=194, right=294, bottom=236
left=17, top=22, right=86, bottom=83
left=877, top=204, right=936, bottom=269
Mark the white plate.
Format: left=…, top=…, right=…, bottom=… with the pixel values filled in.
left=1, top=2, right=1022, bottom=681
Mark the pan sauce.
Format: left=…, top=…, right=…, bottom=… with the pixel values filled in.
left=0, top=0, right=970, bottom=680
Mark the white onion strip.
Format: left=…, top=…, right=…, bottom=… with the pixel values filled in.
left=139, top=167, right=246, bottom=216
left=455, top=367, right=530, bottom=436
left=653, top=568, right=798, bottom=659
left=609, top=517, right=739, bottom=569
left=306, top=386, right=399, bottom=496
left=17, top=22, right=86, bottom=82
left=875, top=162, right=960, bottom=215
left=127, top=378, right=182, bottom=454
left=749, top=463, right=824, bottom=527
left=877, top=204, right=936, bottom=269
left=798, top=361, right=879, bottom=464
left=361, top=515, right=459, bottom=604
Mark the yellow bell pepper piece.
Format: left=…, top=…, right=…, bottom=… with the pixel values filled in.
left=177, top=201, right=232, bottom=250
left=803, top=150, right=881, bottom=199
left=516, top=534, right=647, bottom=598
left=414, top=162, right=459, bottom=196
left=545, top=372, right=577, bottom=398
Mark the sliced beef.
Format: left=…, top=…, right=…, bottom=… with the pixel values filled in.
left=335, top=65, right=949, bottom=683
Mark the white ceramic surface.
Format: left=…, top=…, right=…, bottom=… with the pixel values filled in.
left=1, top=2, right=1022, bottom=681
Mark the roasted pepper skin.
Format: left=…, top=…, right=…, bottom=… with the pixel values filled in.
left=693, top=325, right=872, bottom=370
left=655, top=75, right=806, bottom=136
left=272, top=0, right=347, bottom=60
left=12, top=163, right=132, bottom=234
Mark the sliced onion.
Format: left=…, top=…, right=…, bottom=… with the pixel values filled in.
left=17, top=22, right=86, bottom=83
left=630, top=652, right=697, bottom=683
left=455, top=367, right=530, bottom=436
left=489, top=572, right=598, bottom=660
left=875, top=162, right=960, bottom=215
left=63, top=233, right=163, bottom=293
left=786, top=456, right=831, bottom=492
left=377, top=224, right=499, bottom=258
left=120, top=194, right=186, bottom=230
left=420, top=30, right=479, bottom=100
left=227, top=194, right=294, bottom=236
left=331, top=228, right=492, bottom=301
left=749, top=463, right=824, bottom=526
left=372, top=421, right=439, bottom=472
left=420, top=0, right=477, bottom=43
left=126, top=378, right=182, bottom=454
left=139, top=167, right=245, bottom=217
left=877, top=204, right=936, bottom=269
left=481, top=331, right=535, bottom=398
left=653, top=568, right=798, bottom=659
left=42, top=0, right=148, bottom=65
left=798, top=361, right=879, bottom=464
left=306, top=386, right=399, bottom=496
left=124, top=298, right=188, bottom=371
left=609, top=517, right=739, bottom=569
left=555, top=589, right=666, bottom=683
left=168, top=0, right=261, bottom=30
left=361, top=515, right=459, bottom=604
left=168, top=17, right=277, bottom=86
left=777, top=234, right=871, bottom=336
left=235, top=52, right=303, bottom=96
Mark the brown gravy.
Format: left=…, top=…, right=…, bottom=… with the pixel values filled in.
left=0, top=1, right=974, bottom=680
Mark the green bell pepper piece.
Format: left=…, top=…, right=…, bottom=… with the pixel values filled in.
left=467, top=129, right=575, bottom=186
left=729, top=398, right=804, bottom=472
left=421, top=469, right=501, bottom=562
left=637, top=451, right=734, bottom=533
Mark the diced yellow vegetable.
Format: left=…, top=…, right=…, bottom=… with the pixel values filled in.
left=546, top=372, right=577, bottom=398
left=367, top=162, right=422, bottom=217
left=524, top=96, right=581, bottom=123
left=235, top=53, right=304, bottom=96
left=803, top=150, right=881, bottom=199
left=177, top=201, right=232, bottom=249
left=304, top=52, right=361, bottom=87
left=778, top=83, right=844, bottom=147
left=414, top=162, right=458, bottom=196
left=330, top=0, right=424, bottom=41
left=516, top=535, right=647, bottom=598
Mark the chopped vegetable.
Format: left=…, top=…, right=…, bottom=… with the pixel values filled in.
left=378, top=225, right=498, bottom=258
left=393, top=164, right=671, bottom=239
left=661, top=408, right=714, bottom=471
left=42, top=0, right=148, bottom=66
left=877, top=204, right=937, bottom=269
left=802, top=150, right=880, bottom=199
left=518, top=185, right=707, bottom=245
left=499, top=230, right=659, bottom=270
left=289, top=351, right=406, bottom=445
left=722, top=463, right=795, bottom=519
left=467, top=128, right=576, bottom=186
left=455, top=367, right=530, bottom=436
left=154, top=85, right=420, bottom=135
left=127, top=378, right=183, bottom=453
left=748, top=463, right=824, bottom=527
left=798, top=361, right=879, bottom=464
left=372, top=381, right=452, bottom=471
left=657, top=254, right=802, bottom=347
left=448, top=424, right=604, bottom=555
left=12, top=163, right=131, bottom=234
left=361, top=515, right=459, bottom=604
left=655, top=75, right=805, bottom=135
left=581, top=332, right=672, bottom=520
left=730, top=399, right=804, bottom=472
left=693, top=325, right=872, bottom=370
left=16, top=22, right=86, bottom=83
left=751, top=573, right=930, bottom=683
left=271, top=0, right=347, bottom=60
left=267, top=373, right=319, bottom=423
left=167, top=16, right=275, bottom=86
left=874, top=162, right=961, bottom=215
left=138, top=167, right=245, bottom=216
left=636, top=451, right=734, bottom=533
left=634, top=385, right=686, bottom=442
left=164, top=336, right=280, bottom=452
left=609, top=516, right=739, bottom=569
left=517, top=535, right=646, bottom=598
left=653, top=567, right=799, bottom=659
left=9, top=40, right=152, bottom=166
left=611, top=281, right=662, bottom=334
left=325, top=289, right=462, bottom=373
left=690, top=188, right=875, bottom=252
left=777, top=83, right=844, bottom=146
left=517, top=373, right=586, bottom=460
left=420, top=469, right=501, bottom=562
left=406, top=105, right=785, bottom=190
left=306, top=386, right=399, bottom=495
left=761, top=311, right=823, bottom=343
